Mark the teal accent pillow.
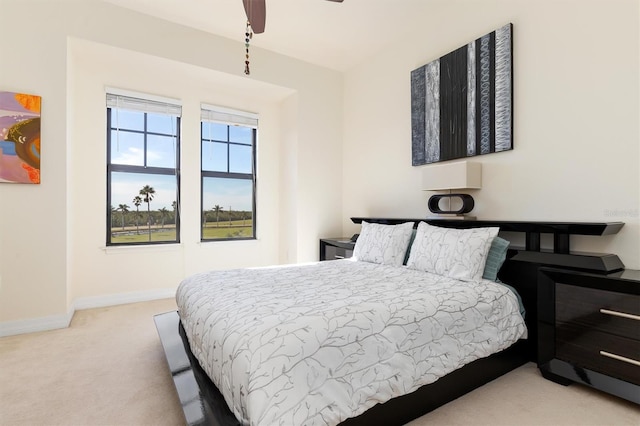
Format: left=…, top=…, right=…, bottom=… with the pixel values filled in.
left=482, top=236, right=510, bottom=282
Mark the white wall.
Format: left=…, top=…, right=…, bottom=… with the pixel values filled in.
left=0, top=3, right=69, bottom=323
left=343, top=0, right=640, bottom=269
left=67, top=38, right=293, bottom=300
left=1, top=0, right=637, bottom=333
left=0, top=0, right=343, bottom=328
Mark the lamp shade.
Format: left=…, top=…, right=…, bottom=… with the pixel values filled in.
left=422, top=161, right=482, bottom=191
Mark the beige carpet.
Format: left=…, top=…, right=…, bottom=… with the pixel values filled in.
left=0, top=299, right=637, bottom=426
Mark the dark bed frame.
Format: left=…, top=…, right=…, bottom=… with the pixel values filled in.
left=154, top=218, right=624, bottom=426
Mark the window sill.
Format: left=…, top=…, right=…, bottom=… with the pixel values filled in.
left=198, top=238, right=258, bottom=248
left=102, top=243, right=183, bottom=254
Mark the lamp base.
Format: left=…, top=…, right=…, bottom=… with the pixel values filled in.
left=428, top=193, right=475, bottom=215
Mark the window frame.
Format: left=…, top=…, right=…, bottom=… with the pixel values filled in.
left=106, top=93, right=182, bottom=246
left=200, top=108, right=257, bottom=242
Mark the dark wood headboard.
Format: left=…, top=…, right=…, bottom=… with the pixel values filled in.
left=351, top=217, right=624, bottom=271
left=351, top=217, right=625, bottom=361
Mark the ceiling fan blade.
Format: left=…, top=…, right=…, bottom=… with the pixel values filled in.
left=243, top=0, right=266, bottom=34
left=325, top=0, right=344, bottom=2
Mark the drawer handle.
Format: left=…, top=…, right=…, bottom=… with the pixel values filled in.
left=334, top=255, right=345, bottom=259
left=600, top=308, right=640, bottom=322
left=599, top=351, right=640, bottom=367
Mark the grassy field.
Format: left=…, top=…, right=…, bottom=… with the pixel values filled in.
left=202, top=226, right=252, bottom=239
left=203, top=221, right=252, bottom=239
left=110, top=221, right=253, bottom=243
left=111, top=229, right=177, bottom=243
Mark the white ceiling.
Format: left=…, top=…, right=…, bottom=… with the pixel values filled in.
left=103, top=0, right=441, bottom=72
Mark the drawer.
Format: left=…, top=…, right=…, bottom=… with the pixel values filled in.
left=556, top=283, right=640, bottom=339
left=324, top=245, right=353, bottom=260
left=556, top=323, right=640, bottom=385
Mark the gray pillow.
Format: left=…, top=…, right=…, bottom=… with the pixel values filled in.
left=482, top=236, right=510, bottom=282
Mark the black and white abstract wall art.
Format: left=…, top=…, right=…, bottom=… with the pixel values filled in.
left=411, top=23, right=513, bottom=165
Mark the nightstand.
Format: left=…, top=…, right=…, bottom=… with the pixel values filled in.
left=538, top=267, right=640, bottom=404
left=319, top=238, right=356, bottom=261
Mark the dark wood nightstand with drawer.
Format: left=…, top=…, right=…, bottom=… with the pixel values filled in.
left=538, top=267, right=640, bottom=404
left=319, top=238, right=356, bottom=261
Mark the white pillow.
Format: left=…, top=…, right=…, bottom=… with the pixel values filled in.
left=353, top=221, right=415, bottom=266
left=406, top=222, right=499, bottom=281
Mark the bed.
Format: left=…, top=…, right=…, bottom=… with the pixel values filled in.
left=155, top=218, right=622, bottom=425
left=177, top=258, right=526, bottom=425
left=155, top=219, right=556, bottom=425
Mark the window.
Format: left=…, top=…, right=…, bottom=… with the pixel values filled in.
left=201, top=105, right=257, bottom=241
left=106, top=92, right=181, bottom=245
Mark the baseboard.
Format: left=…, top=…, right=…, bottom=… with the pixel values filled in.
left=0, top=309, right=74, bottom=338
left=73, top=288, right=176, bottom=310
left=0, top=288, right=176, bottom=337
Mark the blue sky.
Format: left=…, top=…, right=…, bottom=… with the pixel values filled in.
left=202, top=177, right=253, bottom=212
left=109, top=109, right=253, bottom=212
left=111, top=172, right=177, bottom=211
left=111, top=174, right=253, bottom=212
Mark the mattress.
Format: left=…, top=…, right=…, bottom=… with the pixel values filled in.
left=176, top=259, right=527, bottom=426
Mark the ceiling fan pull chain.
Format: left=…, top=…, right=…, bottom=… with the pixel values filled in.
left=244, top=21, right=252, bottom=75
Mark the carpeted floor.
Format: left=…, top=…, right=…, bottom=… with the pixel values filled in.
left=0, top=299, right=637, bottom=426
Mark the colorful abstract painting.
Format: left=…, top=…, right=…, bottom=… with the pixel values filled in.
left=0, top=91, right=41, bottom=183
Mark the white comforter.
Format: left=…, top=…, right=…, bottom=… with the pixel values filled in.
left=176, top=259, right=526, bottom=426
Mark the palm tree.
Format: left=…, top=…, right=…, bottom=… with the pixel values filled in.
left=158, top=207, right=169, bottom=229
left=213, top=205, right=223, bottom=228
left=132, top=196, right=142, bottom=235
left=139, top=185, right=155, bottom=241
left=117, top=204, right=129, bottom=230
left=171, top=201, right=178, bottom=225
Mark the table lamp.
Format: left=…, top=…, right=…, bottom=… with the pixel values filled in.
left=422, top=161, right=482, bottom=219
